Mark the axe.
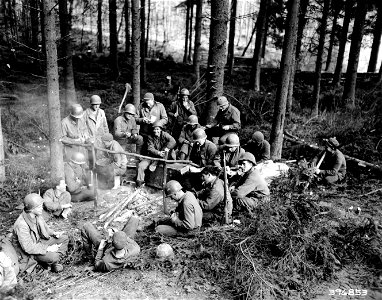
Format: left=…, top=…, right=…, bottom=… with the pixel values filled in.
left=118, top=83, right=132, bottom=114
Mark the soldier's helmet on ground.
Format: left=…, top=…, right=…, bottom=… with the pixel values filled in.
left=124, top=103, right=136, bottom=115
left=70, top=104, right=84, bottom=118
left=90, top=95, right=102, bottom=105
left=71, top=152, right=86, bottom=165
left=165, top=180, right=183, bottom=196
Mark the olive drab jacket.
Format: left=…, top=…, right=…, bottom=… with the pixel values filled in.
left=147, top=131, right=177, bottom=158
left=168, top=100, right=197, bottom=127
left=64, top=162, right=90, bottom=194
left=212, top=104, right=241, bottom=131
left=106, top=140, right=128, bottom=169
left=189, top=140, right=221, bottom=168
left=114, top=115, right=139, bottom=145
left=221, top=147, right=245, bottom=168
left=136, top=101, right=168, bottom=136
left=61, top=116, right=89, bottom=160
left=83, top=108, right=109, bottom=140
left=197, top=178, right=227, bottom=213
left=172, top=191, right=203, bottom=231
left=42, top=189, right=71, bottom=216
left=231, top=167, right=270, bottom=200
left=315, top=149, right=347, bottom=179
left=244, top=140, right=271, bottom=164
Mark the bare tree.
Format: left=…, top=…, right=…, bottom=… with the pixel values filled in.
left=325, top=0, right=342, bottom=71
left=295, top=0, right=309, bottom=68
left=97, top=0, right=103, bottom=52
left=188, top=1, right=194, bottom=63
left=109, top=0, right=119, bottom=78
left=140, top=0, right=146, bottom=85
left=183, top=0, right=191, bottom=63
left=312, top=0, right=331, bottom=117
left=204, top=0, right=229, bottom=124
left=367, top=2, right=382, bottom=73
left=342, top=0, right=368, bottom=107
left=0, top=109, right=5, bottom=182
left=43, top=0, right=64, bottom=178
left=145, top=0, right=151, bottom=57
left=132, top=0, right=141, bottom=107
left=125, top=0, right=131, bottom=55
left=193, top=0, right=203, bottom=82
left=227, top=0, right=237, bottom=76
left=270, top=0, right=300, bottom=159
left=30, top=0, right=39, bottom=49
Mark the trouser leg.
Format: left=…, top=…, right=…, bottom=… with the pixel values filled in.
left=324, top=174, right=339, bottom=185
left=137, top=160, right=150, bottom=183
left=122, top=215, right=140, bottom=239
left=71, top=188, right=95, bottom=202
left=34, top=235, right=69, bottom=265
left=155, top=225, right=180, bottom=237
left=81, top=222, right=102, bottom=254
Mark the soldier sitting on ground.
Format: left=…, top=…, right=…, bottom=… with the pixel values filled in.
left=101, top=133, right=128, bottom=189
left=11, top=194, right=69, bottom=273
left=81, top=217, right=140, bottom=272
left=205, top=96, right=241, bottom=144
left=114, top=104, right=144, bottom=154
left=177, top=115, right=201, bottom=160
left=64, top=152, right=95, bottom=202
left=156, top=180, right=203, bottom=237
left=136, top=121, right=176, bottom=187
left=312, top=137, right=346, bottom=185
left=230, top=153, right=270, bottom=213
left=243, top=131, right=271, bottom=164
left=42, top=177, right=72, bottom=219
left=219, top=133, right=245, bottom=179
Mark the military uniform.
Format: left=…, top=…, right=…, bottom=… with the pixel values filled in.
left=105, top=140, right=128, bottom=176
left=222, top=147, right=245, bottom=168
left=244, top=140, right=271, bottom=164
left=314, top=149, right=346, bottom=184
left=136, top=101, right=168, bottom=138
left=114, top=115, right=144, bottom=153
left=42, top=189, right=71, bottom=217
left=0, top=238, right=19, bottom=288
left=178, top=123, right=201, bottom=160
left=61, top=116, right=89, bottom=161
left=64, top=162, right=95, bottom=202
left=208, top=104, right=241, bottom=143
left=189, top=140, right=221, bottom=168
left=168, top=100, right=197, bottom=140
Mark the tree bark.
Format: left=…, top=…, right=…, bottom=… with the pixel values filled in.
left=30, top=0, right=39, bottom=49
left=378, top=59, right=382, bottom=83
left=145, top=0, right=150, bottom=57
left=286, top=31, right=297, bottom=117
left=193, top=0, right=203, bottom=82
left=249, top=0, right=269, bottom=91
left=59, top=0, right=76, bottom=112
left=227, top=0, right=237, bottom=76
left=333, top=0, right=354, bottom=87
left=183, top=0, right=190, bottom=63
left=132, top=0, right=141, bottom=107
left=125, top=0, right=130, bottom=56
left=109, top=0, right=119, bottom=78
left=97, top=0, right=103, bottom=53
left=188, top=1, right=193, bottom=63
left=0, top=109, right=5, bottom=182
left=342, top=0, right=367, bottom=107
left=140, top=0, right=146, bottom=85
left=43, top=0, right=64, bottom=179
left=325, top=0, right=341, bottom=71
left=312, top=0, right=331, bottom=117
left=367, top=2, right=382, bottom=73
left=203, top=0, right=229, bottom=125
left=295, top=0, right=309, bottom=69
left=40, top=0, right=46, bottom=53
left=270, top=0, right=300, bottom=160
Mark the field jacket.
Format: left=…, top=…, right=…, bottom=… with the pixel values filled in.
left=231, top=167, right=270, bottom=199
left=197, top=178, right=227, bottom=213
left=114, top=115, right=139, bottom=144
left=173, top=192, right=203, bottom=231
left=136, top=101, right=168, bottom=136
left=211, top=104, right=241, bottom=131
left=83, top=108, right=109, bottom=139
left=147, top=132, right=176, bottom=158
left=43, top=189, right=71, bottom=216
left=64, top=162, right=89, bottom=194
left=244, top=140, right=271, bottom=164
left=189, top=140, right=221, bottom=168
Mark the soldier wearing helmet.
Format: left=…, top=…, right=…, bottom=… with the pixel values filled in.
left=243, top=131, right=270, bottom=164
left=136, top=92, right=168, bottom=140
left=114, top=103, right=144, bottom=154
left=61, top=103, right=90, bottom=161
left=219, top=133, right=245, bottom=178
left=136, top=121, right=177, bottom=187
left=168, top=88, right=197, bottom=140
left=205, top=96, right=241, bottom=144
left=42, top=177, right=72, bottom=219
left=177, top=115, right=202, bottom=160
left=64, top=152, right=95, bottom=202
left=11, top=193, right=69, bottom=273
left=230, top=152, right=270, bottom=213
left=84, top=95, right=109, bottom=143
left=155, top=180, right=202, bottom=236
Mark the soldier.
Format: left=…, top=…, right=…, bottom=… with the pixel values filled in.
left=177, top=115, right=201, bottom=160
left=64, top=152, right=95, bottom=202
left=312, top=137, right=346, bottom=185
left=42, top=177, right=72, bottom=219
left=156, top=180, right=202, bottom=237
left=101, top=133, right=127, bottom=189
left=219, top=133, right=245, bottom=178
left=168, top=88, right=197, bottom=140
left=205, top=96, right=241, bottom=144
left=83, top=95, right=109, bottom=146
left=11, top=194, right=69, bottom=273
left=243, top=131, right=271, bottom=164
left=81, top=218, right=140, bottom=272
left=0, top=238, right=18, bottom=289
left=61, top=104, right=90, bottom=162
left=136, top=121, right=176, bottom=187
left=136, top=93, right=168, bottom=142
left=114, top=103, right=144, bottom=154
left=230, top=153, right=270, bottom=213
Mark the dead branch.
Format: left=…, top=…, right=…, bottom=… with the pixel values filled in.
left=361, top=188, right=382, bottom=197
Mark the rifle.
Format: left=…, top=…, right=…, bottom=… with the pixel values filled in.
left=222, top=151, right=232, bottom=225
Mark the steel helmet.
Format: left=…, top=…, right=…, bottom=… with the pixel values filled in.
left=156, top=243, right=174, bottom=259
left=24, top=193, right=43, bottom=212
left=238, top=152, right=257, bottom=165
left=124, top=103, right=136, bottom=115
left=143, top=92, right=154, bottom=101
left=90, top=95, right=102, bottom=105
left=152, top=121, right=163, bottom=128
left=192, top=128, right=207, bottom=142
left=222, top=133, right=240, bottom=147
left=325, top=137, right=339, bottom=149
left=252, top=131, right=264, bottom=143
left=180, top=88, right=190, bottom=96
left=217, top=96, right=229, bottom=106
left=101, top=133, right=113, bottom=142
left=70, top=104, right=84, bottom=118
left=71, top=152, right=86, bottom=165
left=112, top=231, right=128, bottom=250
left=165, top=180, right=183, bottom=196
left=187, top=115, right=198, bottom=125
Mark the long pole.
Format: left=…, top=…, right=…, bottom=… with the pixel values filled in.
left=162, top=151, right=169, bottom=215
left=222, top=151, right=232, bottom=224
left=91, top=143, right=98, bottom=210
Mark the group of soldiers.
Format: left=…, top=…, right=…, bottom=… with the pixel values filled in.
left=0, top=89, right=347, bottom=288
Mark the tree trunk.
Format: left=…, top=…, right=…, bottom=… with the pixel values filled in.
left=140, top=0, right=146, bottom=85
left=227, top=0, right=237, bottom=76
left=109, top=0, right=119, bottom=78
left=286, top=31, right=298, bottom=117
left=183, top=0, right=190, bottom=63
left=59, top=0, right=76, bottom=112
left=40, top=0, right=46, bottom=53
left=125, top=0, right=130, bottom=56
left=270, top=0, right=300, bottom=160
left=187, top=1, right=193, bottom=63
left=249, top=0, right=269, bottom=91
left=342, top=0, right=367, bottom=107
left=325, top=0, right=341, bottom=71
left=0, top=109, right=5, bottom=182
left=333, top=0, right=354, bottom=86
left=312, top=0, right=330, bottom=117
left=378, top=59, right=382, bottom=83
left=367, top=2, right=382, bottom=73
left=203, top=0, right=229, bottom=125
left=145, top=0, right=150, bottom=57
left=193, top=0, right=203, bottom=82
left=43, top=0, right=64, bottom=179
left=295, top=0, right=309, bottom=68
left=132, top=0, right=141, bottom=107
left=30, top=0, right=39, bottom=49
left=97, top=0, right=103, bottom=53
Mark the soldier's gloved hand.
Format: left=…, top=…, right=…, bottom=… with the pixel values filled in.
left=222, top=125, right=230, bottom=131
